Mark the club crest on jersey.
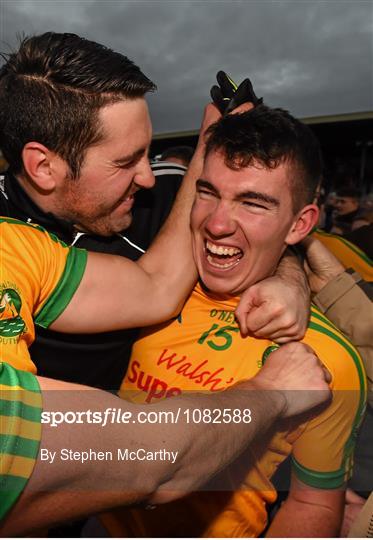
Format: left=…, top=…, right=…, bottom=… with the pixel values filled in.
left=0, top=287, right=26, bottom=338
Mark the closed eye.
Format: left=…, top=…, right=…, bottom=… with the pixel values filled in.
left=118, top=158, right=140, bottom=169
left=197, top=188, right=217, bottom=199
left=242, top=200, right=268, bottom=210
left=114, top=148, right=148, bottom=170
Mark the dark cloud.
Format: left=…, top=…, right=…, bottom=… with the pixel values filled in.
left=0, top=0, right=371, bottom=132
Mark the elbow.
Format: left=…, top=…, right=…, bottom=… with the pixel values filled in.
left=165, top=298, right=185, bottom=320
left=155, top=286, right=186, bottom=322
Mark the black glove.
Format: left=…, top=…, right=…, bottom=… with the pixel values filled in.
left=210, top=70, right=263, bottom=115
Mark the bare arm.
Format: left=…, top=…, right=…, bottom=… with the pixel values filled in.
left=302, top=235, right=345, bottom=294
left=0, top=377, right=284, bottom=535
left=1, top=343, right=330, bottom=535
left=266, top=473, right=344, bottom=537
left=50, top=249, right=191, bottom=332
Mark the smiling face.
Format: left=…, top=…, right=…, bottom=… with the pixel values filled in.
left=54, top=98, right=154, bottom=236
left=191, top=150, right=318, bottom=297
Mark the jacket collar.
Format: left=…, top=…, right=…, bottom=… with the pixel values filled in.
left=2, top=171, right=77, bottom=243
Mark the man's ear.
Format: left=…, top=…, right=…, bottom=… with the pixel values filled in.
left=21, top=142, right=67, bottom=192
left=285, top=204, right=319, bottom=245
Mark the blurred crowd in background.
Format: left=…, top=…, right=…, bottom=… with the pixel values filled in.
left=316, top=173, right=372, bottom=259
left=149, top=142, right=373, bottom=259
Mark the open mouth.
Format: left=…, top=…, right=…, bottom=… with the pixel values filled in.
left=114, top=192, right=136, bottom=212
left=205, top=240, right=243, bottom=269
left=123, top=195, right=134, bottom=204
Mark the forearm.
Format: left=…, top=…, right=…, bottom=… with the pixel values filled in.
left=138, top=146, right=204, bottom=309
left=149, top=382, right=286, bottom=503
left=1, top=377, right=157, bottom=535
left=1, top=376, right=284, bottom=535
left=266, top=498, right=343, bottom=537
left=138, top=104, right=222, bottom=310
left=276, top=247, right=309, bottom=297
left=2, top=339, right=331, bottom=535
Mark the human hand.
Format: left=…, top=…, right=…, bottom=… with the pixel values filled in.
left=196, top=99, right=255, bottom=159
left=210, top=70, right=262, bottom=114
left=197, top=71, right=259, bottom=155
left=301, top=235, right=345, bottom=294
left=251, top=342, right=331, bottom=418
left=235, top=260, right=310, bottom=343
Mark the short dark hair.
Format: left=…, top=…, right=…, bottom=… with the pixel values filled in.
left=160, top=145, right=194, bottom=166
left=205, top=105, right=323, bottom=212
left=335, top=186, right=361, bottom=200
left=0, top=32, right=156, bottom=177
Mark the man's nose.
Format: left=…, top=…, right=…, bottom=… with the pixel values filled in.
left=134, top=158, right=155, bottom=189
left=205, top=203, right=236, bottom=237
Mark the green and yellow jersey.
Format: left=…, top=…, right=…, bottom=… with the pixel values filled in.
left=0, top=217, right=87, bottom=520
left=109, top=282, right=366, bottom=538
left=0, top=217, right=87, bottom=372
left=313, top=229, right=372, bottom=282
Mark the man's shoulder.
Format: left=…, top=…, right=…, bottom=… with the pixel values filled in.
left=303, top=306, right=366, bottom=390
left=0, top=215, right=42, bottom=236
left=313, top=228, right=372, bottom=265
left=312, top=228, right=373, bottom=282
left=306, top=305, right=359, bottom=359
left=0, top=216, right=70, bottom=251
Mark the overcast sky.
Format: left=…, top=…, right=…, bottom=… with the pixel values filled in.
left=0, top=0, right=372, bottom=133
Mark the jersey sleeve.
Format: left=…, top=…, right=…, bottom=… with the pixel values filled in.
left=291, top=308, right=367, bottom=489
left=33, top=235, right=87, bottom=328
left=0, top=361, right=42, bottom=521
left=15, top=222, right=88, bottom=328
